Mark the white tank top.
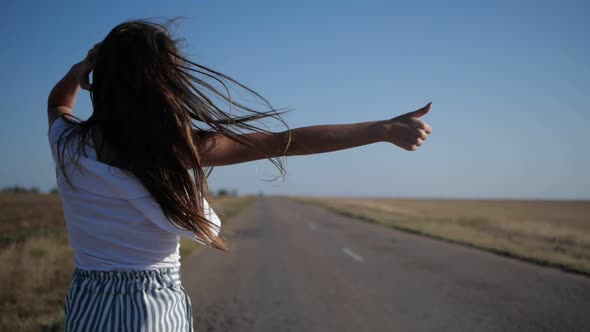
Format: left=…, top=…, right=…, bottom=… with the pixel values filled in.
left=48, top=117, right=221, bottom=271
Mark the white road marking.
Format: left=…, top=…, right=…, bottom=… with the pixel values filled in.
left=342, top=248, right=364, bottom=263
left=307, top=223, right=317, bottom=231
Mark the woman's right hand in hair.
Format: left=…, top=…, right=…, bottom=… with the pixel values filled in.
left=378, top=102, right=433, bottom=151
left=71, top=43, right=101, bottom=90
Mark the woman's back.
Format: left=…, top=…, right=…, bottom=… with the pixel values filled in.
left=49, top=117, right=221, bottom=271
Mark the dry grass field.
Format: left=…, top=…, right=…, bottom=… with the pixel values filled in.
left=0, top=192, right=256, bottom=332
left=291, top=196, right=590, bottom=275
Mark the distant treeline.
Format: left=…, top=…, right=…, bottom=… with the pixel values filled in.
left=212, top=188, right=239, bottom=197
left=2, top=185, right=238, bottom=196
left=1, top=185, right=43, bottom=193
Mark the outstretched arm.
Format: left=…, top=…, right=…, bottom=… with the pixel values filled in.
left=197, top=103, right=433, bottom=167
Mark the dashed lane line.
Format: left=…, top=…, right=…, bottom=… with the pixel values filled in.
left=342, top=248, right=364, bottom=263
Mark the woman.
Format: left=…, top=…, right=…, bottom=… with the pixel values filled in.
left=48, top=19, right=432, bottom=331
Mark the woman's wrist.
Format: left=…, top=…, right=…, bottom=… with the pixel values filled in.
left=367, top=120, right=389, bottom=143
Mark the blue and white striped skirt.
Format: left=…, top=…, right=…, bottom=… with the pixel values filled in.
left=64, top=267, right=194, bottom=331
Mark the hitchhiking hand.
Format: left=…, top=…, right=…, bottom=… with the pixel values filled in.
left=380, top=102, right=433, bottom=151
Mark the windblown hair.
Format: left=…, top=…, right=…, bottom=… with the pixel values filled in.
left=55, top=18, right=290, bottom=250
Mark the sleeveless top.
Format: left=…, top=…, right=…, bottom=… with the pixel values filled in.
left=48, top=117, right=221, bottom=271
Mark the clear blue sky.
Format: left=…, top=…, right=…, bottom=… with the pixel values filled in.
left=1, top=0, right=588, bottom=199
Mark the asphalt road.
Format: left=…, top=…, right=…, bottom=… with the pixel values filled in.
left=182, top=196, right=590, bottom=332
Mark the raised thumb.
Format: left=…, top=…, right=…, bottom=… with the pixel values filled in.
left=408, top=102, right=432, bottom=118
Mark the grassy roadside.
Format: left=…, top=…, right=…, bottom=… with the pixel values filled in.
left=0, top=193, right=257, bottom=332
left=289, top=196, right=590, bottom=276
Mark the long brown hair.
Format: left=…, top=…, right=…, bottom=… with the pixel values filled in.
left=55, top=18, right=290, bottom=250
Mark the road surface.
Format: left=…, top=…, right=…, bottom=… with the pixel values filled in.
left=182, top=197, right=590, bottom=332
